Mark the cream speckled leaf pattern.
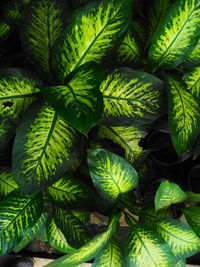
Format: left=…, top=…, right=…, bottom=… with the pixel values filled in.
left=92, top=236, right=124, bottom=267
left=183, top=206, right=200, bottom=239
left=125, top=223, right=175, bottom=267
left=12, top=100, right=82, bottom=194
left=183, top=38, right=200, bottom=68
left=0, top=169, right=18, bottom=198
left=0, top=189, right=43, bottom=257
left=166, top=73, right=200, bottom=155
left=45, top=214, right=121, bottom=267
left=155, top=218, right=200, bottom=259
left=149, top=0, right=200, bottom=70
left=46, top=216, right=76, bottom=253
left=155, top=180, right=188, bottom=211
left=183, top=67, right=200, bottom=99
left=0, top=117, right=16, bottom=151
left=0, top=22, right=11, bottom=43
left=21, top=0, right=66, bottom=80
left=87, top=148, right=138, bottom=203
left=51, top=0, right=131, bottom=84
left=100, top=68, right=164, bottom=126
left=98, top=125, right=147, bottom=164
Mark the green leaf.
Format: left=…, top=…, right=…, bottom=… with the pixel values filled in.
left=125, top=223, right=175, bottom=267
left=0, top=189, right=43, bottom=257
left=0, top=169, right=19, bottom=198
left=183, top=66, right=200, bottom=99
left=132, top=18, right=146, bottom=44
left=53, top=207, right=90, bottom=249
left=3, top=2, right=22, bottom=25
left=0, top=22, right=11, bottom=43
left=12, top=100, right=82, bottom=194
left=87, top=148, right=138, bottom=203
left=166, top=73, right=200, bottom=155
left=174, top=258, right=186, bottom=267
left=183, top=206, right=200, bottom=239
left=20, top=0, right=67, bottom=81
left=100, top=68, right=164, bottom=126
left=51, top=0, right=131, bottom=84
left=45, top=214, right=121, bottom=267
left=183, top=38, right=200, bottom=68
left=155, top=180, right=188, bottom=211
left=0, top=117, right=16, bottom=151
left=92, top=236, right=124, bottom=267
left=185, top=191, right=200, bottom=202
left=149, top=0, right=200, bottom=70
left=139, top=207, right=171, bottom=227
left=155, top=218, right=200, bottom=259
left=46, top=216, right=76, bottom=253
left=41, top=63, right=104, bottom=134
left=13, top=212, right=48, bottom=253
left=98, top=125, right=147, bottom=164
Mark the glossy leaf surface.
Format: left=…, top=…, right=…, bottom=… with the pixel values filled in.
left=183, top=66, right=200, bottom=99
left=183, top=39, right=200, bottom=68
left=0, top=169, right=18, bottom=198
left=183, top=206, right=200, bottom=239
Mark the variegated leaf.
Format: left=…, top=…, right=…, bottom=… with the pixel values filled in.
left=92, top=236, right=124, bottom=267
left=45, top=214, right=121, bottom=267
left=51, top=0, right=131, bottom=84
left=175, top=258, right=186, bottom=267
left=155, top=180, right=188, bottom=211
left=0, top=189, right=43, bottom=257
left=183, top=38, right=200, bottom=68
left=0, top=22, right=11, bottom=43
left=132, top=18, right=146, bottom=44
left=155, top=218, right=200, bottom=259
left=0, top=169, right=18, bottom=198
left=0, top=117, right=16, bottom=151
left=46, top=216, right=76, bottom=253
left=149, top=0, right=200, bottom=71
left=166, top=73, right=200, bottom=155
left=87, top=148, right=138, bottom=203
left=41, top=63, right=104, bottom=134
left=185, top=191, right=200, bottom=202
left=183, top=206, right=200, bottom=239
left=183, top=66, right=200, bottom=99
left=12, top=100, right=82, bottom=194
left=100, top=68, right=164, bottom=126
left=98, top=125, right=147, bottom=164
left=125, top=223, right=175, bottom=267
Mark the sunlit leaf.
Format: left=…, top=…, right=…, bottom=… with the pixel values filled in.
left=183, top=38, right=200, bottom=68
left=0, top=169, right=18, bottom=199
left=183, top=206, right=200, bottom=239
left=183, top=66, right=200, bottom=99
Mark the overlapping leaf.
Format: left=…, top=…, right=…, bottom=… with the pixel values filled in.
left=125, top=223, right=175, bottom=266
left=185, top=191, right=200, bottom=202
left=0, top=22, right=11, bottom=43
left=149, top=0, right=200, bottom=70
left=51, top=0, right=131, bottom=84
left=12, top=100, right=82, bottom=194
left=165, top=73, right=200, bottom=155
left=100, top=68, right=164, bottom=126
left=0, top=189, right=43, bottom=257
left=183, top=67, right=200, bottom=99
left=183, top=206, right=200, bottom=239
left=98, top=125, right=147, bottom=164
left=87, top=148, right=138, bottom=203
left=41, top=63, right=104, bottom=134
left=175, top=258, right=186, bottom=267
left=45, top=214, right=121, bottom=267
left=183, top=39, right=200, bottom=68
left=0, top=117, right=16, bottom=151
left=0, top=169, right=18, bottom=198
left=132, top=18, right=146, bottom=44
left=3, top=2, right=22, bottom=25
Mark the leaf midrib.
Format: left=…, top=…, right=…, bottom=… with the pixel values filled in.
left=0, top=176, right=17, bottom=191
left=0, top=93, right=38, bottom=101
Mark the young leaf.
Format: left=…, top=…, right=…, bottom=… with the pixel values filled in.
left=183, top=38, right=200, bottom=68
left=87, top=148, right=138, bottom=203
left=0, top=117, right=16, bottom=151
left=45, top=214, right=121, bottom=267
left=98, top=125, right=147, bottom=164
left=100, top=68, right=164, bottom=126
left=183, top=66, right=200, bottom=99
left=149, top=0, right=200, bottom=70
left=155, top=218, right=200, bottom=259
left=0, top=169, right=18, bottom=198
left=12, top=100, right=82, bottom=194
left=0, top=22, right=11, bottom=43
left=155, top=180, right=188, bottom=211
left=51, top=0, right=131, bottom=84
left=182, top=206, right=200, bottom=239
left=92, top=236, right=124, bottom=267
left=165, top=73, right=200, bottom=155
left=125, top=223, right=175, bottom=267
left=46, top=216, right=76, bottom=253
left=41, top=62, right=104, bottom=135
left=0, top=189, right=43, bottom=257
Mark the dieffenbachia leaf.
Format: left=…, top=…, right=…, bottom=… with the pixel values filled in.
left=46, top=216, right=76, bottom=253
left=41, top=63, right=104, bottom=134
left=98, top=125, right=147, bottom=164
left=155, top=218, right=200, bottom=259
left=165, top=73, right=200, bottom=155
left=87, top=148, right=138, bottom=203
left=125, top=223, right=175, bottom=267
left=0, top=189, right=43, bottom=257
left=100, top=68, right=164, bottom=126
left=12, top=100, right=82, bottom=194
left=13, top=212, right=48, bottom=253
left=0, top=68, right=40, bottom=120
left=45, top=214, right=121, bottom=267
left=20, top=0, right=67, bottom=81
left=174, top=258, right=186, bottom=267
left=0, top=22, right=11, bottom=43
left=155, top=180, right=188, bottom=211
left=3, top=1, right=22, bottom=25
left=149, top=0, right=200, bottom=71
left=53, top=207, right=90, bottom=249
left=185, top=191, right=200, bottom=202
left=0, top=117, right=16, bottom=151
left=183, top=206, right=200, bottom=239
left=51, top=0, right=131, bottom=84
left=183, top=38, right=200, bottom=68
left=183, top=67, right=200, bottom=99
left=92, top=236, right=124, bottom=267
left=0, top=169, right=18, bottom=199
left=132, top=18, right=146, bottom=44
